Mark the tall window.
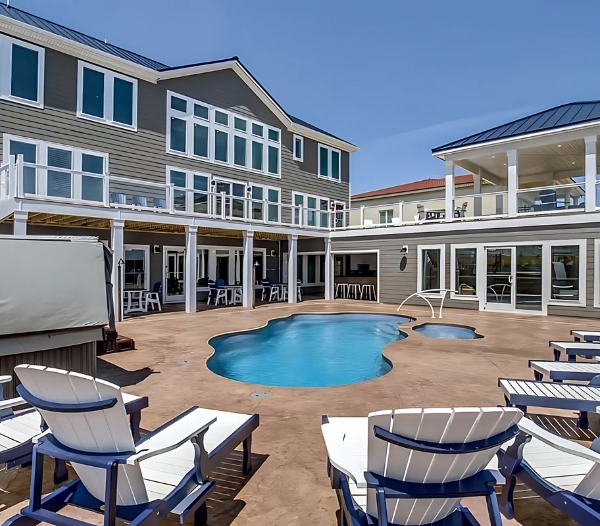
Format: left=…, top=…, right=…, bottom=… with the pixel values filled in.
left=551, top=245, right=580, bottom=301
left=77, top=62, right=137, bottom=129
left=168, top=167, right=210, bottom=214
left=0, top=36, right=45, bottom=107
left=293, top=192, right=329, bottom=227
left=454, top=248, right=477, bottom=296
left=318, top=144, right=341, bottom=181
left=293, top=134, right=304, bottom=161
left=124, top=246, right=149, bottom=290
left=249, top=184, right=281, bottom=222
left=167, top=91, right=281, bottom=176
left=419, top=246, right=445, bottom=292
left=379, top=209, right=393, bottom=224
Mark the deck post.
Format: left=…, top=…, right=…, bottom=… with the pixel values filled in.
left=110, top=219, right=125, bottom=321
left=185, top=225, right=198, bottom=313
left=324, top=237, right=334, bottom=300
left=473, top=172, right=482, bottom=217
left=444, top=160, right=455, bottom=220
left=242, top=231, right=254, bottom=307
left=507, top=150, right=518, bottom=217
left=585, top=136, right=597, bottom=212
left=288, top=234, right=298, bottom=304
left=13, top=210, right=27, bottom=235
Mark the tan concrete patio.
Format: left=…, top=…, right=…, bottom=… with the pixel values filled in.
left=1, top=300, right=598, bottom=526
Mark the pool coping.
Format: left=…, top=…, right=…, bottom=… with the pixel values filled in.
left=411, top=322, right=484, bottom=339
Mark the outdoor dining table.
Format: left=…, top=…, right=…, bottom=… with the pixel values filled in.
left=425, top=210, right=445, bottom=220
left=123, top=289, right=147, bottom=314
left=222, top=285, right=243, bottom=305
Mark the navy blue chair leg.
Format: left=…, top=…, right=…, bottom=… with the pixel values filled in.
left=194, top=503, right=208, bottom=526
left=103, top=461, right=118, bottom=526
left=578, top=411, right=589, bottom=429
left=53, top=459, right=69, bottom=485
left=243, top=435, right=252, bottom=475
left=485, top=484, right=503, bottom=526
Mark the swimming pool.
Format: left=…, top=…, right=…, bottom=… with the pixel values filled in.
left=412, top=323, right=481, bottom=339
left=207, top=313, right=412, bottom=387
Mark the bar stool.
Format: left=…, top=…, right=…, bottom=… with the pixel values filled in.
left=335, top=283, right=348, bottom=298
left=347, top=283, right=361, bottom=299
left=361, top=284, right=376, bottom=301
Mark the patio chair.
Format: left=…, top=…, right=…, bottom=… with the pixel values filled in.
left=0, top=374, right=148, bottom=483
left=551, top=261, right=575, bottom=299
left=414, top=203, right=425, bottom=222
left=528, top=359, right=600, bottom=382
left=214, top=278, right=228, bottom=305
left=260, top=279, right=272, bottom=301
left=538, top=189, right=558, bottom=211
left=571, top=329, right=600, bottom=342
left=153, top=197, right=167, bottom=209
left=109, top=192, right=126, bottom=205
left=549, top=340, right=600, bottom=361
left=496, top=417, right=600, bottom=524
left=5, top=365, right=259, bottom=526
left=499, top=376, right=600, bottom=429
left=322, top=406, right=521, bottom=526
left=454, top=201, right=468, bottom=218
left=132, top=195, right=147, bottom=207
left=145, top=282, right=161, bottom=311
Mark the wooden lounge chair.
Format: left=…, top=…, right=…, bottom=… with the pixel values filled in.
left=497, top=417, right=600, bottom=524
left=529, top=360, right=600, bottom=382
left=549, top=340, right=600, bottom=361
left=499, top=377, right=600, bottom=429
left=0, top=373, right=148, bottom=483
left=321, top=407, right=521, bottom=525
left=5, top=365, right=259, bottom=526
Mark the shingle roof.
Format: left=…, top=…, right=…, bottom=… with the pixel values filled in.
left=432, top=101, right=600, bottom=154
left=352, top=175, right=474, bottom=200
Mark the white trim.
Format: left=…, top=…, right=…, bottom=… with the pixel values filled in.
left=595, top=239, right=600, bottom=308
left=123, top=244, right=149, bottom=290
left=293, top=134, right=304, bottom=162
left=417, top=244, right=446, bottom=297
left=547, top=239, right=587, bottom=308
left=249, top=182, right=281, bottom=223
left=449, top=244, right=479, bottom=301
left=330, top=248, right=380, bottom=304
left=318, top=143, right=342, bottom=182
left=0, top=34, right=45, bottom=109
left=162, top=246, right=185, bottom=303
left=292, top=191, right=330, bottom=228
left=77, top=61, right=138, bottom=131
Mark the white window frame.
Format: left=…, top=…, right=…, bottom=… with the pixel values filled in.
left=417, top=244, right=446, bottom=297
left=3, top=133, right=108, bottom=202
left=547, top=239, right=587, bottom=307
left=297, top=251, right=325, bottom=286
left=293, top=134, right=304, bottom=162
left=450, top=244, right=479, bottom=301
left=0, top=35, right=45, bottom=108
left=77, top=61, right=138, bottom=131
left=378, top=209, right=394, bottom=224
left=595, top=239, right=600, bottom=308
left=123, top=244, right=150, bottom=290
left=292, top=191, right=330, bottom=228
left=198, top=244, right=267, bottom=289
left=166, top=90, right=281, bottom=177
left=167, top=165, right=212, bottom=215
left=318, top=143, right=341, bottom=182
left=249, top=183, right=281, bottom=223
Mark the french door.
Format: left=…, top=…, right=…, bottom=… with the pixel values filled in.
left=163, top=248, right=185, bottom=303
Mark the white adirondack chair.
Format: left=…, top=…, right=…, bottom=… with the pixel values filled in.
left=6, top=365, right=258, bottom=526
left=322, top=407, right=522, bottom=526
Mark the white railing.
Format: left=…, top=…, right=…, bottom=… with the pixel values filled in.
left=397, top=289, right=452, bottom=318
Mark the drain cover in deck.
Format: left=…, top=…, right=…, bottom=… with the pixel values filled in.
left=250, top=391, right=271, bottom=398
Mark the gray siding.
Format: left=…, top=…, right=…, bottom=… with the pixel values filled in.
left=0, top=43, right=350, bottom=215
left=332, top=223, right=600, bottom=319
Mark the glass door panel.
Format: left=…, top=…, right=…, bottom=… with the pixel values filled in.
left=165, top=249, right=185, bottom=302
left=214, top=181, right=230, bottom=217
left=485, top=247, right=514, bottom=310
left=515, top=245, right=542, bottom=311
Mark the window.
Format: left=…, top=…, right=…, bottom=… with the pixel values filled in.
left=5, top=135, right=107, bottom=202
left=196, top=249, right=209, bottom=286
left=0, top=36, right=45, bottom=107
left=293, top=134, right=304, bottom=161
left=318, top=144, right=341, bottom=181
left=418, top=245, right=445, bottom=294
left=550, top=245, right=581, bottom=301
left=124, top=245, right=149, bottom=290
left=293, top=192, right=329, bottom=228
left=77, top=61, right=137, bottom=129
left=379, top=209, right=393, bottom=224
left=295, top=253, right=325, bottom=285
left=167, top=167, right=210, bottom=214
left=249, top=184, right=281, bottom=222
left=452, top=246, right=477, bottom=297
left=166, top=91, right=281, bottom=176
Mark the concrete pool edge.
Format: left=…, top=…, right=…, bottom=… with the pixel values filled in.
left=412, top=322, right=484, bottom=339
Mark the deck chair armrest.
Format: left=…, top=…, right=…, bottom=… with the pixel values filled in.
left=517, top=418, right=600, bottom=464
left=321, top=423, right=367, bottom=487
left=0, top=396, right=27, bottom=412
left=128, top=407, right=217, bottom=464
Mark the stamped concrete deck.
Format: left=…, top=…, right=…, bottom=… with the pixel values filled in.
left=1, top=300, right=598, bottom=526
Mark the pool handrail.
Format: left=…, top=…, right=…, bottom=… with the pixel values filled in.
left=397, top=289, right=455, bottom=318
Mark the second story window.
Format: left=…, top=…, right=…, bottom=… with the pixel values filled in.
left=293, top=134, right=303, bottom=161
left=0, top=36, right=45, bottom=108
left=167, top=91, right=281, bottom=177
left=379, top=209, right=393, bottom=224
left=318, top=144, right=341, bottom=181
left=77, top=61, right=137, bottom=130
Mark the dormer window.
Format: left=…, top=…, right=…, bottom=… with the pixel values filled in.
left=0, top=36, right=45, bottom=108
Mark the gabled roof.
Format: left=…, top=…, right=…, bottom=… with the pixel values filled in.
left=433, top=101, right=600, bottom=154
left=352, top=175, right=474, bottom=200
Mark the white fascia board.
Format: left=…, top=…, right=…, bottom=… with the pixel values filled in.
left=0, top=15, right=160, bottom=83
left=330, top=210, right=600, bottom=239
left=288, top=122, right=359, bottom=153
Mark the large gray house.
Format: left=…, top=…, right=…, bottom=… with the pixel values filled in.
left=0, top=4, right=357, bottom=314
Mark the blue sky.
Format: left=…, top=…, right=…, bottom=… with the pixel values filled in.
left=12, top=0, right=600, bottom=193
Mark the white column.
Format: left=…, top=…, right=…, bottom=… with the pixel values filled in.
left=242, top=231, right=254, bottom=307
left=288, top=234, right=298, bottom=304
left=184, top=225, right=198, bottom=313
left=13, top=210, right=27, bottom=235
left=324, top=237, right=334, bottom=300
left=444, top=160, right=455, bottom=220
left=585, top=136, right=597, bottom=212
left=473, top=173, right=482, bottom=217
left=507, top=149, right=518, bottom=217
left=111, top=219, right=125, bottom=322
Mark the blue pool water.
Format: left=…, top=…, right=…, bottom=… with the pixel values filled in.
left=207, top=314, right=411, bottom=387
left=413, top=323, right=481, bottom=339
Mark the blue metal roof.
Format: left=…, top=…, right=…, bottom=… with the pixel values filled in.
left=432, top=101, right=600, bottom=154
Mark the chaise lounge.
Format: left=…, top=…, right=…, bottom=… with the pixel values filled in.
left=321, top=406, right=521, bottom=525
left=5, top=365, right=259, bottom=526
left=528, top=360, right=600, bottom=382
left=550, top=340, right=600, bottom=361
